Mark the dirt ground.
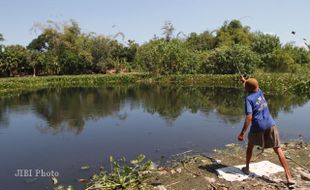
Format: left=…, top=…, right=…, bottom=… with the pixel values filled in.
left=145, top=140, right=310, bottom=190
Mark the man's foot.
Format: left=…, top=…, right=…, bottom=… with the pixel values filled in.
left=287, top=179, right=295, bottom=185
left=287, top=179, right=296, bottom=189
left=241, top=167, right=250, bottom=175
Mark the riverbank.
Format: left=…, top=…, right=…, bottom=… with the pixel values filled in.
left=0, top=72, right=309, bottom=97
left=53, top=140, right=310, bottom=190
left=144, top=140, right=310, bottom=190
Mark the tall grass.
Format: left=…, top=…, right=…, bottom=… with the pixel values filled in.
left=0, top=73, right=309, bottom=96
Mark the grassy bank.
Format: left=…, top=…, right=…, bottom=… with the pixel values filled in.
left=0, top=73, right=309, bottom=96
left=53, top=140, right=310, bottom=190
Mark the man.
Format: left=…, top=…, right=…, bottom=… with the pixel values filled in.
left=238, top=76, right=294, bottom=186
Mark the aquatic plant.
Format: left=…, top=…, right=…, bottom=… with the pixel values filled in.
left=53, top=154, right=151, bottom=190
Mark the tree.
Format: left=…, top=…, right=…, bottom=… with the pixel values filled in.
left=282, top=44, right=310, bottom=65
left=251, top=32, right=281, bottom=54
left=136, top=39, right=206, bottom=75
left=0, top=33, right=4, bottom=42
left=87, top=35, right=125, bottom=73
left=305, top=39, right=310, bottom=50
left=0, top=45, right=28, bottom=77
left=28, top=23, right=63, bottom=74
left=251, top=32, right=281, bottom=67
left=117, top=40, right=139, bottom=70
left=161, top=21, right=175, bottom=42
left=186, top=31, right=216, bottom=51
left=0, top=33, right=4, bottom=75
left=29, top=20, right=93, bottom=75
left=27, top=50, right=44, bottom=76
left=215, top=20, right=253, bottom=47
left=204, top=45, right=260, bottom=74
left=268, top=48, right=295, bottom=72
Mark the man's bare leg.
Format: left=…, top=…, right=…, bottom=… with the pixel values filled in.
left=273, top=147, right=294, bottom=183
left=242, top=143, right=254, bottom=174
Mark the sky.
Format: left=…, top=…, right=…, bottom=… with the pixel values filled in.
left=0, top=0, right=310, bottom=47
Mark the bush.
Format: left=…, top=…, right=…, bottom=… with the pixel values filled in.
left=267, top=48, right=295, bottom=72
left=282, top=44, right=310, bottom=65
left=203, top=45, right=260, bottom=74
left=0, top=45, right=29, bottom=77
left=136, top=39, right=205, bottom=75
left=251, top=33, right=281, bottom=55
left=251, top=33, right=281, bottom=68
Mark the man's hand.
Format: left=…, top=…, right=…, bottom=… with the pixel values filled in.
left=238, top=132, right=245, bottom=141
left=240, top=75, right=246, bottom=83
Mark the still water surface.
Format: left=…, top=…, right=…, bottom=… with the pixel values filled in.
left=0, top=86, right=309, bottom=189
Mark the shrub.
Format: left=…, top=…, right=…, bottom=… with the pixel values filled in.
left=204, top=45, right=260, bottom=74
left=267, top=48, right=295, bottom=72
left=135, top=39, right=205, bottom=75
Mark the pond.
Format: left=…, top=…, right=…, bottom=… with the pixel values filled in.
left=0, top=85, right=309, bottom=190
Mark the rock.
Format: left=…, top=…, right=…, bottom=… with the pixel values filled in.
left=264, top=148, right=273, bottom=154
left=300, top=171, right=310, bottom=181
left=204, top=176, right=216, bottom=183
left=170, top=169, right=176, bottom=175
left=151, top=179, right=162, bottom=186
left=201, top=159, right=209, bottom=164
left=154, top=185, right=167, bottom=190
left=149, top=162, right=158, bottom=170
left=212, top=159, right=221, bottom=164
left=176, top=168, right=182, bottom=173
left=157, top=170, right=168, bottom=175
left=158, top=167, right=165, bottom=171
left=139, top=170, right=151, bottom=175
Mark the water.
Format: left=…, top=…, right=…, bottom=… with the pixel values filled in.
left=0, top=85, right=309, bottom=190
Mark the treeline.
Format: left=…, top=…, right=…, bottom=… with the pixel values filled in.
left=0, top=19, right=309, bottom=77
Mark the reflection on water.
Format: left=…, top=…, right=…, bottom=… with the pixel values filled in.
left=0, top=86, right=309, bottom=190
left=1, top=86, right=308, bottom=134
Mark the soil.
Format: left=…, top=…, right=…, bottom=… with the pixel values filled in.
left=145, top=141, right=310, bottom=190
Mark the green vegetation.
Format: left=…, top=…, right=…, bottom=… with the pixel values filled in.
left=1, top=19, right=309, bottom=190
left=1, top=19, right=310, bottom=77
left=0, top=72, right=309, bottom=97
left=54, top=155, right=151, bottom=190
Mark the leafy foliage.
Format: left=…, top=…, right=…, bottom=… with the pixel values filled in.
left=251, top=32, right=281, bottom=55
left=186, top=31, right=216, bottom=51
left=136, top=39, right=206, bottom=75
left=267, top=48, right=295, bottom=72
left=0, top=45, right=28, bottom=77
left=53, top=154, right=151, bottom=190
left=215, top=20, right=253, bottom=47
left=282, top=44, right=310, bottom=65
left=204, top=45, right=260, bottom=74
left=1, top=19, right=310, bottom=77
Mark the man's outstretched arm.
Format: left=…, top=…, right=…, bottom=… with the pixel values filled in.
left=238, top=115, right=252, bottom=141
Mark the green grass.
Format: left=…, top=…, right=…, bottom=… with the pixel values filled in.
left=0, top=72, right=309, bottom=97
